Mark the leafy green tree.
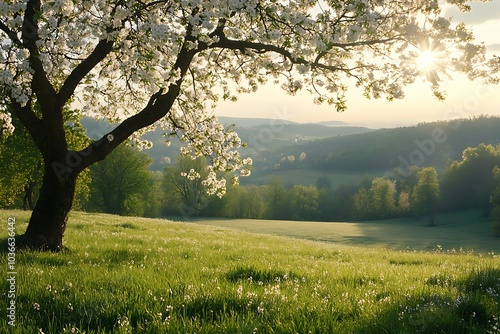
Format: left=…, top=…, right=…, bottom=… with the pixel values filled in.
left=264, top=176, right=288, bottom=220
left=441, top=144, right=500, bottom=216
left=226, top=186, right=265, bottom=219
left=317, top=188, right=335, bottom=222
left=0, top=105, right=90, bottom=210
left=0, top=0, right=494, bottom=250
left=352, top=187, right=372, bottom=220
left=0, top=115, right=42, bottom=209
left=370, top=178, right=397, bottom=219
left=87, top=144, right=154, bottom=216
left=412, top=167, right=440, bottom=226
left=162, top=155, right=209, bottom=218
left=330, top=184, right=359, bottom=221
left=288, top=185, right=319, bottom=221
left=397, top=189, right=412, bottom=217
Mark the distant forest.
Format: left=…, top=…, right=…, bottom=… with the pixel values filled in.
left=251, top=116, right=500, bottom=174
left=1, top=116, right=500, bottom=236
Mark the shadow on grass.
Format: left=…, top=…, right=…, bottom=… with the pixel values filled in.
left=457, top=267, right=500, bottom=294
left=0, top=234, right=72, bottom=253
left=357, top=292, right=495, bottom=333
left=182, top=294, right=255, bottom=323
left=225, top=265, right=302, bottom=284
left=0, top=236, right=13, bottom=253
left=100, top=248, right=147, bottom=265
left=114, top=222, right=142, bottom=230
left=353, top=268, right=500, bottom=333
left=0, top=234, right=34, bottom=253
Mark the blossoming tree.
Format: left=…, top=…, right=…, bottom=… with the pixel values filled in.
left=0, top=0, right=498, bottom=250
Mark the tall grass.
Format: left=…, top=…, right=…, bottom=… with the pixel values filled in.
left=1, top=210, right=499, bottom=333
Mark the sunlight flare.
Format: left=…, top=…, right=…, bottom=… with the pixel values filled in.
left=417, top=50, right=438, bottom=72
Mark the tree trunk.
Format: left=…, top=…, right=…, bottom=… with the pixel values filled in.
left=21, top=162, right=78, bottom=251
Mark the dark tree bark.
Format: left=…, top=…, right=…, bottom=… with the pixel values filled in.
left=21, top=161, right=78, bottom=251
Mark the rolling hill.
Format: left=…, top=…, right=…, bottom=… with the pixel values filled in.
left=81, top=116, right=372, bottom=171
left=248, top=116, right=500, bottom=182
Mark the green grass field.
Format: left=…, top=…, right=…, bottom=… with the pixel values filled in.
left=1, top=210, right=499, bottom=333
left=191, top=210, right=500, bottom=253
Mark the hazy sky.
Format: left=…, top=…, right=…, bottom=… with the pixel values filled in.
left=215, top=2, right=500, bottom=128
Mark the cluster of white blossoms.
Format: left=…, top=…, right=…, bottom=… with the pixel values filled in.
left=0, top=113, right=15, bottom=136
left=175, top=112, right=252, bottom=196
left=1, top=0, right=496, bottom=196
left=180, top=169, right=201, bottom=181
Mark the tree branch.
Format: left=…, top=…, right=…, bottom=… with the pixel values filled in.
left=212, top=33, right=405, bottom=74
left=76, top=19, right=200, bottom=171
left=23, top=0, right=58, bottom=108
left=211, top=36, right=342, bottom=72
left=329, top=36, right=405, bottom=50
left=10, top=100, right=44, bottom=151
left=21, top=0, right=68, bottom=160
left=57, top=39, right=114, bottom=106
left=0, top=19, right=23, bottom=47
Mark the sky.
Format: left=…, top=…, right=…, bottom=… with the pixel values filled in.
left=215, top=1, right=500, bottom=128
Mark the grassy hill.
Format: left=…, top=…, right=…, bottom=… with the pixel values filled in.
left=2, top=210, right=499, bottom=333
left=245, top=116, right=500, bottom=187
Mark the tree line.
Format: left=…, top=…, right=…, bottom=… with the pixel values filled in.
left=161, top=143, right=500, bottom=232
left=2, top=137, right=499, bottom=236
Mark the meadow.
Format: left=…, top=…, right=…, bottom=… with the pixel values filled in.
left=192, top=209, right=500, bottom=253
left=1, top=209, right=499, bottom=333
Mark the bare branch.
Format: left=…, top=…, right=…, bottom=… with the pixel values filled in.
left=211, top=36, right=343, bottom=72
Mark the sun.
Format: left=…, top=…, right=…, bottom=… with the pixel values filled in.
left=413, top=45, right=449, bottom=87
left=416, top=50, right=438, bottom=72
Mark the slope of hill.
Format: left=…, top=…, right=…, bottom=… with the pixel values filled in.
left=249, top=116, right=500, bottom=177
left=217, top=116, right=295, bottom=127
left=233, top=123, right=372, bottom=152
left=81, top=116, right=372, bottom=171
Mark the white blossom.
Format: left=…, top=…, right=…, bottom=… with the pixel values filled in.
left=267, top=30, right=282, bottom=41
left=433, top=17, right=451, bottom=31
left=0, top=113, right=15, bottom=136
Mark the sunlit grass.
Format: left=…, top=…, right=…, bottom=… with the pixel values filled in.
left=193, top=209, right=499, bottom=253
left=1, top=210, right=499, bottom=333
